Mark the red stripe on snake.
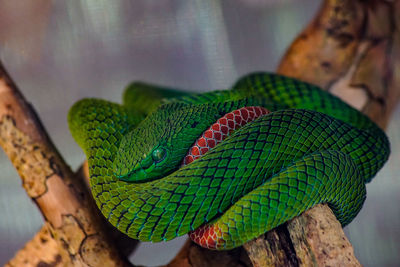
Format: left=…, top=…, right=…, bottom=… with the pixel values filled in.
left=182, top=106, right=271, bottom=249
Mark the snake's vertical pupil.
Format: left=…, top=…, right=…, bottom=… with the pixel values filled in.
left=152, top=147, right=166, bottom=162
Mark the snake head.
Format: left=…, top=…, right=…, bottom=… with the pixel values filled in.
left=112, top=102, right=219, bottom=182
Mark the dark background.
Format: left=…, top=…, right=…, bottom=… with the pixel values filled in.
left=0, top=1, right=398, bottom=266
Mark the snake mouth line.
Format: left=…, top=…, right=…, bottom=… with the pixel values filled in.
left=116, top=163, right=150, bottom=182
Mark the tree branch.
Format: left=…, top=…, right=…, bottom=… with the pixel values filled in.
left=5, top=224, right=63, bottom=267
left=0, top=61, right=130, bottom=266
left=242, top=0, right=400, bottom=266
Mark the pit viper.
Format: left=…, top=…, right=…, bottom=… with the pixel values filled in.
left=68, top=72, right=390, bottom=250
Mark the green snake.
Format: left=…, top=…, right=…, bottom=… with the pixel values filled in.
left=68, top=72, right=390, bottom=250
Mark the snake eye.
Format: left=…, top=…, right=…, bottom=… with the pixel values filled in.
left=152, top=147, right=166, bottom=163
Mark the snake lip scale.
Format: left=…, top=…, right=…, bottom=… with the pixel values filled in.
left=68, top=72, right=390, bottom=250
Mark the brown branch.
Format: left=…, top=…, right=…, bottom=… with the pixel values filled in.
left=165, top=239, right=252, bottom=267
left=4, top=160, right=139, bottom=267
left=242, top=0, right=400, bottom=266
left=5, top=224, right=63, bottom=267
left=0, top=61, right=131, bottom=266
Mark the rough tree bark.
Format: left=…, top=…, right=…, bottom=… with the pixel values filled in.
left=244, top=0, right=400, bottom=266
left=1, top=0, right=399, bottom=266
left=0, top=62, right=133, bottom=266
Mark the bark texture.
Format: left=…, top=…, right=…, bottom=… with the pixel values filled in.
left=0, top=62, right=130, bottom=266
left=5, top=225, right=63, bottom=267
left=243, top=0, right=400, bottom=266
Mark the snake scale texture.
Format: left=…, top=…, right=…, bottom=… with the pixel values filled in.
left=68, top=72, right=390, bottom=250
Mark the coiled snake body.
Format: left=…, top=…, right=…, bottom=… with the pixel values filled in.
left=68, top=73, right=389, bottom=250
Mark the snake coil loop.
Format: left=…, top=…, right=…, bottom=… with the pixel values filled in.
left=68, top=72, right=390, bottom=250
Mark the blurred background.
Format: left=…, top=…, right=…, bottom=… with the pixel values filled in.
left=0, top=1, right=399, bottom=266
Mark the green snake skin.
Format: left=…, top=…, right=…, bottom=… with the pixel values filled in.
left=68, top=72, right=390, bottom=250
